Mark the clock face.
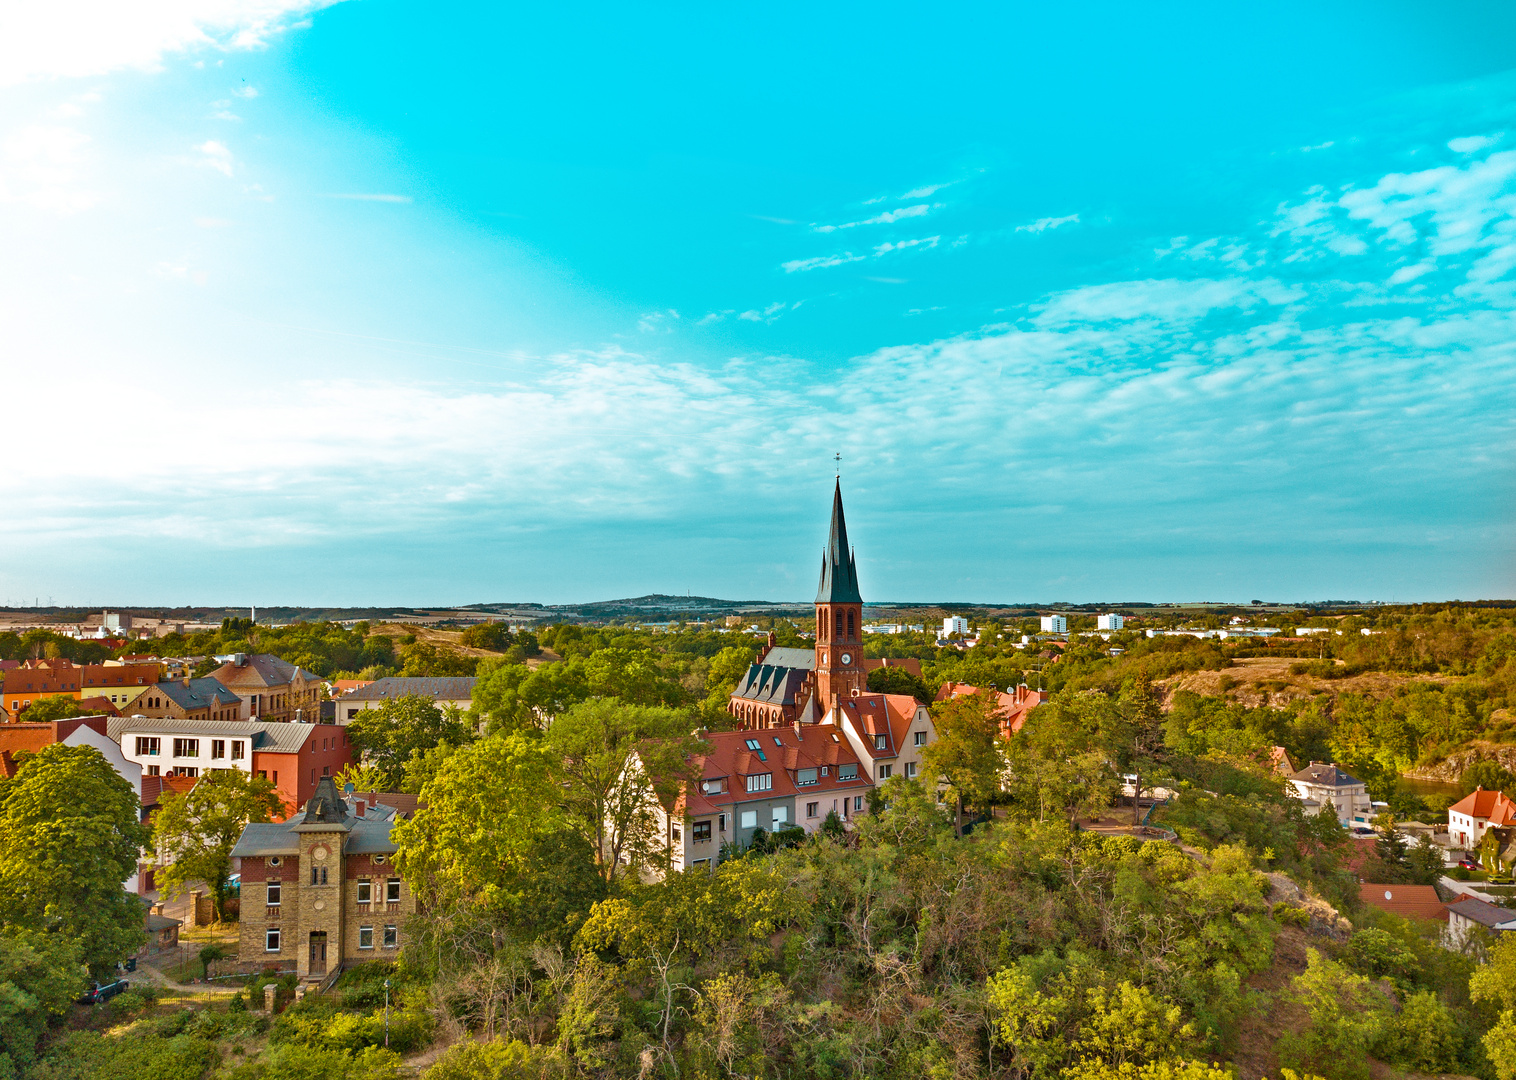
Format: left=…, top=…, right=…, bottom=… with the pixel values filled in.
left=840, top=653, right=853, bottom=665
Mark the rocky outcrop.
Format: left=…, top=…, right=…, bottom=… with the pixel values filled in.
left=1265, top=873, right=1353, bottom=942
left=1403, top=740, right=1516, bottom=784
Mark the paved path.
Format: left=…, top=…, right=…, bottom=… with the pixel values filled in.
left=1440, top=875, right=1506, bottom=904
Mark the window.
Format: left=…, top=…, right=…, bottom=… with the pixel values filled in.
left=310, top=769, right=316, bottom=785
left=740, top=810, right=757, bottom=829
left=806, top=802, right=819, bottom=818
left=273, top=771, right=278, bottom=785
left=693, top=820, right=712, bottom=841
left=773, top=806, right=788, bottom=827
left=773, top=736, right=783, bottom=748
left=744, top=738, right=760, bottom=751
left=373, top=855, right=387, bottom=865
left=839, top=763, right=858, bottom=780
left=268, top=856, right=282, bottom=867
left=854, top=796, right=864, bottom=812
left=322, top=765, right=330, bottom=776
left=848, top=611, right=855, bottom=638
left=135, top=737, right=160, bottom=756
left=211, top=739, right=225, bottom=759
left=874, top=734, right=887, bottom=751
left=914, top=730, right=927, bottom=747
left=265, top=928, right=281, bottom=952
left=257, top=770, right=267, bottom=779
left=266, top=881, right=281, bottom=906
left=835, top=612, right=844, bottom=637
left=310, top=866, right=328, bottom=885
left=879, top=764, right=893, bottom=779
left=231, top=741, right=245, bottom=760
left=746, top=773, right=772, bottom=793
left=692, top=858, right=710, bottom=868
left=718, top=813, right=727, bottom=832
left=359, top=926, right=374, bottom=949
left=905, top=761, right=918, bottom=779
left=383, top=925, right=398, bottom=948
left=172, top=738, right=198, bottom=757
left=171, top=766, right=199, bottom=777
left=796, top=767, right=817, bottom=786
left=702, top=778, right=725, bottom=795
left=386, top=878, right=401, bottom=903
left=357, top=879, right=372, bottom=904
left=147, top=765, right=159, bottom=776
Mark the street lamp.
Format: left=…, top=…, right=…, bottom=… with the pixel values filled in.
left=384, top=978, right=391, bottom=1048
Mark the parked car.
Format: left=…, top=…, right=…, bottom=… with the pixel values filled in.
left=77, top=979, right=129, bottom=1005
left=1459, top=856, right=1482, bottom=871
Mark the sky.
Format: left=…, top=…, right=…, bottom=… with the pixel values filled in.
left=2, top=1, right=1515, bottom=607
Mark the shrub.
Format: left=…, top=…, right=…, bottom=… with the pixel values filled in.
left=1374, top=990, right=1462, bottom=1073
left=25, top=1029, right=218, bottom=1080
left=423, top=1039, right=569, bottom=1080
left=1272, top=903, right=1310, bottom=928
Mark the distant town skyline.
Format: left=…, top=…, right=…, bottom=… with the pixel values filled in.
left=3, top=2, right=1514, bottom=605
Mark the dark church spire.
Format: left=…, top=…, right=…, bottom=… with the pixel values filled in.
left=815, top=479, right=863, bottom=604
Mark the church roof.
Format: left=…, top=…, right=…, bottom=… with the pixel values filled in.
left=816, top=480, right=863, bottom=604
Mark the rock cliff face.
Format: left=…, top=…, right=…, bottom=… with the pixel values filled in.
left=1404, top=741, right=1516, bottom=783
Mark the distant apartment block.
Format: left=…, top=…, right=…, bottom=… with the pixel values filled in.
left=1096, top=613, right=1124, bottom=630
left=942, top=616, right=969, bottom=637
left=1040, top=615, right=1068, bottom=634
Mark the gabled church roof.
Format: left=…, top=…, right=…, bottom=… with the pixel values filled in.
left=816, top=480, right=863, bottom=604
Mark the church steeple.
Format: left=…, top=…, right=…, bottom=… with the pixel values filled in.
left=814, top=479, right=865, bottom=708
left=816, top=479, right=863, bottom=604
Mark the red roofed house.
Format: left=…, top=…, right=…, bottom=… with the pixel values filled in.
left=1449, top=787, right=1516, bottom=850
left=2, top=659, right=163, bottom=716
left=1358, top=883, right=1447, bottom=923
left=648, top=724, right=872, bottom=874
left=935, top=682, right=1048, bottom=737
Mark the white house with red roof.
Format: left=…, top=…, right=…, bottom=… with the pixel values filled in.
left=648, top=724, right=872, bottom=874
left=1448, top=786, right=1516, bottom=850
left=827, top=692, right=935, bottom=783
left=934, top=682, right=1047, bottom=738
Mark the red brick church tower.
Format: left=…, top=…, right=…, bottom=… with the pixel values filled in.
left=814, top=480, right=865, bottom=709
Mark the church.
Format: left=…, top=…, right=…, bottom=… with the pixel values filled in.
left=728, top=481, right=926, bottom=738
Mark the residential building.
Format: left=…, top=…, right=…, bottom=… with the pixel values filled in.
left=651, top=724, right=871, bottom=874
left=1357, top=883, right=1446, bottom=923
left=942, top=616, right=969, bottom=637
left=230, top=776, right=417, bottom=982
left=207, top=653, right=323, bottom=722
left=132, top=678, right=244, bottom=723
left=108, top=717, right=353, bottom=810
left=1446, top=895, right=1516, bottom=947
left=864, top=657, right=924, bottom=679
left=1039, top=615, right=1068, bottom=634
left=1287, top=762, right=1373, bottom=826
left=1096, top=613, right=1125, bottom=631
left=1448, top=787, right=1516, bottom=850
left=829, top=693, right=936, bottom=783
left=934, top=682, right=1048, bottom=737
left=332, top=676, right=477, bottom=723
left=2, top=658, right=161, bottom=716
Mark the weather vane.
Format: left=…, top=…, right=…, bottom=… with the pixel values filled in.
left=834, top=451, right=841, bottom=478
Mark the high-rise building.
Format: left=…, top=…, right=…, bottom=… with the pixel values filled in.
left=942, top=616, right=969, bottom=637
left=1040, top=615, right=1068, bottom=634
left=1097, top=613, right=1125, bottom=630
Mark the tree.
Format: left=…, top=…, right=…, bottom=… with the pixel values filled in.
left=199, top=942, right=228, bottom=980
left=922, top=689, right=1007, bottom=835
left=0, top=928, right=89, bottom=1076
left=348, top=694, right=474, bottom=790
left=1473, top=931, right=1516, bottom=1079
left=545, top=699, right=701, bottom=883
left=16, top=696, right=91, bottom=722
left=392, top=733, right=565, bottom=912
left=153, top=767, right=285, bottom=924
left=1460, top=759, right=1516, bottom=798
left=866, top=665, right=932, bottom=705
left=1277, top=949, right=1389, bottom=1080
left=0, top=744, right=146, bottom=976
left=1111, top=676, right=1168, bottom=826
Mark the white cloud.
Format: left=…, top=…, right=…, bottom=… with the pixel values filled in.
left=197, top=139, right=233, bottom=176
left=0, top=1, right=347, bottom=86
left=873, top=235, right=938, bottom=256
left=814, top=203, right=935, bottom=233
left=782, top=252, right=867, bottom=273
left=1015, top=213, right=1079, bottom=234
left=233, top=85, right=259, bottom=98
left=1449, top=134, right=1501, bottom=155
left=1032, top=278, right=1301, bottom=326
left=0, top=124, right=99, bottom=213
left=901, top=182, right=952, bottom=199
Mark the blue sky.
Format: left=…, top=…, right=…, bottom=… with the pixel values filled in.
left=2, top=1, right=1515, bottom=606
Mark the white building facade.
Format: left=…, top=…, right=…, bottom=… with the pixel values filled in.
left=1040, top=615, right=1068, bottom=634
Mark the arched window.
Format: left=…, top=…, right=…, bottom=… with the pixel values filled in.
left=836, top=612, right=844, bottom=638
left=847, top=611, right=855, bottom=639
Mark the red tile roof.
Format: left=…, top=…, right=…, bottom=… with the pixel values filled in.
left=934, top=682, right=1048, bottom=734
left=683, top=725, right=868, bottom=819
left=863, top=657, right=923, bottom=678
left=1358, top=883, right=1447, bottom=922
left=1450, top=787, right=1516, bottom=827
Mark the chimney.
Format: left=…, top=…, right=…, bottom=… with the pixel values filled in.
left=355, top=800, right=366, bottom=818
left=793, top=721, right=802, bottom=741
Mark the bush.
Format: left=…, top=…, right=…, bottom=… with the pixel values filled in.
left=423, top=1038, right=569, bottom=1080
left=222, top=1043, right=400, bottom=1080
left=25, top=1029, right=219, bottom=1080
left=1374, top=990, right=1462, bottom=1073
left=1272, top=903, right=1310, bottom=928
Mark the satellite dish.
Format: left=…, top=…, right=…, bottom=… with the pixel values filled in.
left=1384, top=890, right=1393, bottom=900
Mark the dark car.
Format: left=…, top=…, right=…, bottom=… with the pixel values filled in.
left=77, top=979, right=129, bottom=1005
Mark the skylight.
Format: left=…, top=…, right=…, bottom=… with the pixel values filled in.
left=773, top=736, right=783, bottom=748
left=745, top=739, right=760, bottom=751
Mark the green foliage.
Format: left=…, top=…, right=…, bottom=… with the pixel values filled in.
left=153, top=767, right=284, bottom=923
left=1277, top=949, right=1390, bottom=1080
left=923, top=689, right=1009, bottom=831
left=0, top=744, right=146, bottom=976
left=272, top=996, right=433, bottom=1055
left=127, top=619, right=393, bottom=678
left=1373, top=990, right=1463, bottom=1074
left=15, top=697, right=93, bottom=722
left=1461, top=758, right=1516, bottom=797
left=865, top=664, right=932, bottom=704
left=222, top=1042, right=401, bottom=1080
left=347, top=695, right=474, bottom=791
left=423, top=1038, right=567, bottom=1080
left=0, top=929, right=87, bottom=1074
left=24, top=1026, right=220, bottom=1080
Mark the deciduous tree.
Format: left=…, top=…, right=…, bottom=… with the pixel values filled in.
left=348, top=694, right=474, bottom=789
left=153, top=767, right=285, bottom=923
left=921, top=689, right=1007, bottom=835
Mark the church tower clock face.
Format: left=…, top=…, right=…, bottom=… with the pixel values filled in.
left=840, top=653, right=852, bottom=665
